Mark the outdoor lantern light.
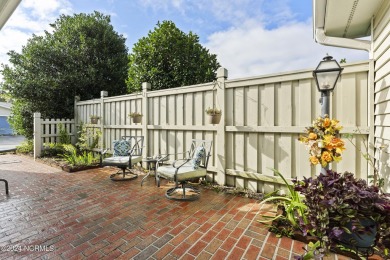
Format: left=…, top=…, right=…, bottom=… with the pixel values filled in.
left=313, top=55, right=344, bottom=118
left=313, top=55, right=343, bottom=92
left=313, top=55, right=343, bottom=175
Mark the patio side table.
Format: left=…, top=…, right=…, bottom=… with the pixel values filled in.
left=141, top=156, right=168, bottom=186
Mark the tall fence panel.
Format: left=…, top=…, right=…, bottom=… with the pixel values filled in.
left=51, top=61, right=372, bottom=192
left=223, top=63, right=370, bottom=193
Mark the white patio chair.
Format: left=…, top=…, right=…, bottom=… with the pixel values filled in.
left=101, top=136, right=144, bottom=181
left=156, top=139, right=212, bottom=201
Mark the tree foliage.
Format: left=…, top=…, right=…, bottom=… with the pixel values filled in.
left=1, top=11, right=128, bottom=138
left=127, top=21, right=220, bottom=92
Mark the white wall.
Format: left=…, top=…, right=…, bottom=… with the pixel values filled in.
left=373, top=0, right=390, bottom=191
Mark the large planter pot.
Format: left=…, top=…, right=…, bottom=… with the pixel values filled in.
left=207, top=113, right=221, bottom=124
left=339, top=218, right=377, bottom=253
left=132, top=115, right=142, bottom=124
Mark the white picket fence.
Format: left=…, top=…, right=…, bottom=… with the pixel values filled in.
left=33, top=113, right=76, bottom=158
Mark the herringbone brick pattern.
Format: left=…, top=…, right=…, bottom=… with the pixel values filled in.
left=0, top=154, right=382, bottom=259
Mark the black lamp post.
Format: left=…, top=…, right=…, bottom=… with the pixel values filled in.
left=313, top=55, right=343, bottom=174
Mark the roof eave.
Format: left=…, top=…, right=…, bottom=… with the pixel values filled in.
left=0, top=0, right=21, bottom=30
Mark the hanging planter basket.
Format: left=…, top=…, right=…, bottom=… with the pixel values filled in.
left=132, top=115, right=142, bottom=123
left=90, top=116, right=100, bottom=124
left=205, top=107, right=222, bottom=124
left=207, top=113, right=221, bottom=124
left=129, top=113, right=143, bottom=124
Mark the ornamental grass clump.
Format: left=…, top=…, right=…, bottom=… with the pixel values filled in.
left=299, top=115, right=345, bottom=167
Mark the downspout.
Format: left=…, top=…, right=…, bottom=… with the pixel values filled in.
left=315, top=28, right=372, bottom=58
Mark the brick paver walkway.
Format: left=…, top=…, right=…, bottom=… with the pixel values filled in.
left=0, top=154, right=382, bottom=259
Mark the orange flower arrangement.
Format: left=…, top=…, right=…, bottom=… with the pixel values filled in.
left=299, top=115, right=345, bottom=167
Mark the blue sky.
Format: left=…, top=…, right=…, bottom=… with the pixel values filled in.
left=0, top=0, right=368, bottom=78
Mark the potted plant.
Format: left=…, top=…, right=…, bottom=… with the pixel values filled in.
left=205, top=107, right=222, bottom=124
left=293, top=170, right=390, bottom=256
left=90, top=115, right=100, bottom=124
left=128, top=112, right=143, bottom=123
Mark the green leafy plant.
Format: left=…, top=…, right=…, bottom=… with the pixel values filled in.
left=128, top=112, right=142, bottom=118
left=76, top=122, right=101, bottom=151
left=294, top=241, right=324, bottom=260
left=343, top=130, right=387, bottom=189
left=258, top=169, right=309, bottom=237
left=90, top=115, right=100, bottom=120
left=1, top=11, right=128, bottom=138
left=61, top=144, right=99, bottom=166
left=57, top=123, right=71, bottom=144
left=127, top=20, right=220, bottom=93
left=205, top=107, right=221, bottom=115
left=16, top=139, right=33, bottom=154
left=41, top=142, right=65, bottom=157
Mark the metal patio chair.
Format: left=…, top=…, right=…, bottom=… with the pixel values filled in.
left=156, top=139, right=212, bottom=201
left=101, top=136, right=144, bottom=181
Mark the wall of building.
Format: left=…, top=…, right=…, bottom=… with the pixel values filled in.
left=373, top=0, right=390, bottom=191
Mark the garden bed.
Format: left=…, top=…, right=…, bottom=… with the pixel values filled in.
left=61, top=164, right=100, bottom=172
left=27, top=155, right=101, bottom=173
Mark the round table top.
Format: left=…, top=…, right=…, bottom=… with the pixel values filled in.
left=142, top=157, right=157, bottom=163
left=142, top=156, right=169, bottom=163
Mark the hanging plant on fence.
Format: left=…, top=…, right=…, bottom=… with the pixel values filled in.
left=128, top=112, right=143, bottom=123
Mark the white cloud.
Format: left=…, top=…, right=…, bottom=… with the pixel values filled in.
left=205, top=19, right=368, bottom=78
left=137, top=0, right=369, bottom=78
left=0, top=0, right=72, bottom=69
left=0, top=0, right=370, bottom=81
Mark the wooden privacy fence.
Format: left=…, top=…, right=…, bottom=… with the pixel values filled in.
left=35, top=61, right=373, bottom=193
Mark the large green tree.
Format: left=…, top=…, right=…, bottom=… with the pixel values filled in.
left=127, top=21, right=220, bottom=92
left=1, top=11, right=128, bottom=138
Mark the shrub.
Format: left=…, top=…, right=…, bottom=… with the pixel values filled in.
left=41, top=143, right=65, bottom=157
left=16, top=139, right=33, bottom=154
left=58, top=123, right=71, bottom=144
left=76, top=123, right=101, bottom=151
left=61, top=144, right=99, bottom=166
left=294, top=171, right=390, bottom=252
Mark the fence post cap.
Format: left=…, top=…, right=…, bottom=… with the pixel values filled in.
left=101, top=91, right=108, bottom=98
left=142, top=82, right=151, bottom=91
left=217, top=67, right=228, bottom=79
left=33, top=112, right=41, bottom=118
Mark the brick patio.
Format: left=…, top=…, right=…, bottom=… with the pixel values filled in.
left=0, top=154, right=382, bottom=259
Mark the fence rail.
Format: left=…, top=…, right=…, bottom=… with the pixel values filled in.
left=34, top=62, right=373, bottom=193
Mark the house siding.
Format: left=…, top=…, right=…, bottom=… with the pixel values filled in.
left=373, top=0, right=390, bottom=190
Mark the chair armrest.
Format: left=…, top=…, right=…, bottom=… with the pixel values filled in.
left=100, top=149, right=108, bottom=165
left=156, top=152, right=187, bottom=163
left=156, top=153, right=171, bottom=163
left=173, top=158, right=191, bottom=169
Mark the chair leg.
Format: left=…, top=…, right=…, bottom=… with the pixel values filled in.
left=165, top=182, right=201, bottom=201
left=0, top=179, right=9, bottom=195
left=109, top=167, right=138, bottom=181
